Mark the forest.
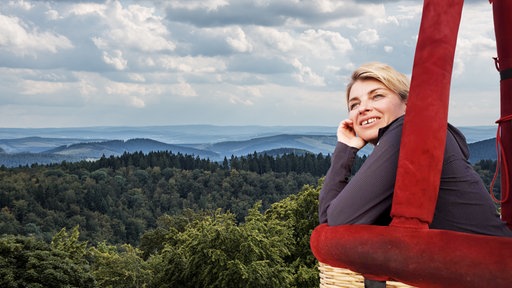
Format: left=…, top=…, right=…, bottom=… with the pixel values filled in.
left=0, top=150, right=498, bottom=287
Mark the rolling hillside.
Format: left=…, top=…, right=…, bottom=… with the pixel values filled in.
left=0, top=133, right=497, bottom=167
left=46, top=138, right=218, bottom=159
left=190, top=134, right=337, bottom=156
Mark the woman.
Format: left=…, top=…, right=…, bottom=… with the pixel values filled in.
left=318, top=62, right=512, bottom=236
left=319, top=62, right=512, bottom=287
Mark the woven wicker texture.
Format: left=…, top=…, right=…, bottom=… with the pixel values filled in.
left=319, top=262, right=415, bottom=288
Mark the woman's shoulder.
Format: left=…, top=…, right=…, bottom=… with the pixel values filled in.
left=446, top=123, right=470, bottom=160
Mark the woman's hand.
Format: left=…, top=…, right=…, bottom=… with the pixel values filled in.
left=337, top=119, right=367, bottom=149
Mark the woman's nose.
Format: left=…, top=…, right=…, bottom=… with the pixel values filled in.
left=358, top=101, right=371, bottom=113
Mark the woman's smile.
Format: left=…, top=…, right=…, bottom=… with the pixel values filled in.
left=360, top=117, right=379, bottom=126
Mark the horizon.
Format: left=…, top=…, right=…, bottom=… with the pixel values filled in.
left=0, top=123, right=500, bottom=129
left=0, top=123, right=498, bottom=145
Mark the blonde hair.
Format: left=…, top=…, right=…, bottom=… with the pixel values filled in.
left=346, top=62, right=410, bottom=108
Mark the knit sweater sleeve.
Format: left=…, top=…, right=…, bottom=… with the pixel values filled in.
left=318, top=120, right=403, bottom=226
left=318, top=142, right=358, bottom=224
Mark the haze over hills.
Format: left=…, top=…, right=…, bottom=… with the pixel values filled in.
left=0, top=125, right=337, bottom=145
left=0, top=125, right=498, bottom=167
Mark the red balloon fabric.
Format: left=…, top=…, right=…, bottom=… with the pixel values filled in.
left=492, top=0, right=512, bottom=229
left=311, top=223, right=512, bottom=287
left=389, top=0, right=462, bottom=227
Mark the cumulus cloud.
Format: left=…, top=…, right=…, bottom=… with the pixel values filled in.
left=291, top=58, right=325, bottom=87
left=168, top=0, right=229, bottom=12
left=357, top=29, right=379, bottom=45
left=300, top=29, right=352, bottom=58
left=0, top=0, right=501, bottom=127
left=102, top=50, right=128, bottom=70
left=9, top=0, right=33, bottom=10
left=164, top=0, right=363, bottom=27
left=228, top=86, right=262, bottom=106
left=171, top=79, right=198, bottom=97
left=79, top=77, right=98, bottom=96
left=64, top=2, right=106, bottom=17
left=0, top=14, right=73, bottom=56
left=225, top=26, right=253, bottom=53
left=21, top=80, right=64, bottom=95
left=158, top=55, right=226, bottom=73
left=254, top=26, right=294, bottom=52
left=128, top=73, right=146, bottom=83
left=87, top=1, right=176, bottom=53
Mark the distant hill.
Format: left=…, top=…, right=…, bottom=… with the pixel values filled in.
left=0, top=138, right=219, bottom=167
left=0, top=136, right=103, bottom=154
left=0, top=125, right=337, bottom=145
left=468, top=138, right=496, bottom=163
left=0, top=135, right=333, bottom=167
left=192, top=134, right=337, bottom=157
left=0, top=152, right=83, bottom=167
left=46, top=138, right=218, bottom=159
left=0, top=124, right=497, bottom=145
left=0, top=133, right=497, bottom=167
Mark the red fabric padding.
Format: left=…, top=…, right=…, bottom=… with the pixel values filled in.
left=310, top=223, right=512, bottom=288
left=492, top=0, right=512, bottom=229
left=390, top=0, right=463, bottom=226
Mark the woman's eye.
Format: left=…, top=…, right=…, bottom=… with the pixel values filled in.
left=373, top=94, right=384, bottom=100
left=349, top=103, right=359, bottom=110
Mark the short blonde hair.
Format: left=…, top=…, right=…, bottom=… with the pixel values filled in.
left=346, top=62, right=410, bottom=108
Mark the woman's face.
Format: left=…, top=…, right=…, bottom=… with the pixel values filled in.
left=348, top=79, right=406, bottom=144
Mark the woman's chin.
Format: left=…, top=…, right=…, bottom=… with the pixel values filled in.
left=356, top=132, right=378, bottom=144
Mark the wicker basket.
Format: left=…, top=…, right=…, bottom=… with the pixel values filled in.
left=318, top=262, right=415, bottom=288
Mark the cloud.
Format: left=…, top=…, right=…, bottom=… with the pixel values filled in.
left=72, top=1, right=176, bottom=54
left=0, top=0, right=502, bottom=128
left=9, top=0, right=34, bottom=10
left=229, top=87, right=257, bottom=106
left=253, top=26, right=294, bottom=52
left=167, top=0, right=230, bottom=12
left=225, top=26, right=253, bottom=52
left=300, top=29, right=352, bottom=58
left=0, top=13, right=73, bottom=57
left=357, top=29, right=379, bottom=45
left=291, top=58, right=325, bottom=87
left=171, top=79, right=198, bottom=98
left=102, top=50, right=128, bottom=70
left=158, top=55, right=226, bottom=74
left=129, top=96, right=145, bottom=108
left=21, top=80, right=64, bottom=96
left=164, top=0, right=363, bottom=27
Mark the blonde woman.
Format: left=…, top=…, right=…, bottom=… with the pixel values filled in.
left=319, top=62, right=512, bottom=234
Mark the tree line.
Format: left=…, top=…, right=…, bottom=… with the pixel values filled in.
left=1, top=150, right=340, bottom=245
left=0, top=148, right=500, bottom=287
left=69, top=149, right=336, bottom=177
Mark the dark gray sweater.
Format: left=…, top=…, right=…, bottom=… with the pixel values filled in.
left=319, top=116, right=512, bottom=236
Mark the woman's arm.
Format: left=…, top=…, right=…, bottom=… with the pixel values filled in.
left=318, top=141, right=358, bottom=223
left=319, top=120, right=403, bottom=226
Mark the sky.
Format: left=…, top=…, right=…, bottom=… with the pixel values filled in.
left=0, top=0, right=502, bottom=128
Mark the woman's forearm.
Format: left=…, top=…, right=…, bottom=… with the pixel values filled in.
left=318, top=142, right=358, bottom=223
